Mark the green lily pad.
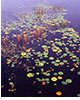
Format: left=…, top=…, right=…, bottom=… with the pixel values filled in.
left=77, top=71, right=80, bottom=75
left=58, top=72, right=64, bottom=75
left=49, top=57, right=54, bottom=60
left=62, top=81, right=67, bottom=85
left=66, top=79, right=72, bottom=83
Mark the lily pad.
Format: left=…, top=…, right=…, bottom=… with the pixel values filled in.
left=51, top=77, right=57, bottom=82
left=66, top=79, right=72, bottom=83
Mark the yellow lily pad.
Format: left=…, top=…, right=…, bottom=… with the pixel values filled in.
left=51, top=77, right=57, bottom=82
left=27, top=73, right=34, bottom=78
left=21, top=52, right=27, bottom=56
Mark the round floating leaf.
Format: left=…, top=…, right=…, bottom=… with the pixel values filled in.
left=77, top=71, right=80, bottom=75
left=52, top=49, right=57, bottom=52
left=62, top=81, right=67, bottom=85
left=77, top=93, right=80, bottom=97
left=27, top=73, right=34, bottom=78
left=56, top=91, right=62, bottom=96
left=49, top=57, right=54, bottom=60
left=59, top=62, right=64, bottom=65
left=51, top=77, right=57, bottom=82
left=45, top=78, right=49, bottom=82
left=21, top=52, right=27, bottom=56
left=39, top=62, right=44, bottom=66
left=54, top=63, right=59, bottom=66
left=66, top=79, right=72, bottom=83
left=42, top=45, right=47, bottom=48
left=58, top=72, right=64, bottom=75
left=36, top=72, right=40, bottom=75
left=53, top=72, right=58, bottom=76
left=58, top=76, right=63, bottom=80
left=56, top=59, right=60, bottom=63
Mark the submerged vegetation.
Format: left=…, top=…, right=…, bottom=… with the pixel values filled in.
left=1, top=3, right=80, bottom=97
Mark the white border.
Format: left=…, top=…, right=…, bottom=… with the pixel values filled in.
left=0, top=0, right=1, bottom=98
left=0, top=97, right=80, bottom=100
left=0, top=0, right=80, bottom=100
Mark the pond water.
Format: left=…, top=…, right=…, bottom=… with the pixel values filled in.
left=1, top=0, right=80, bottom=97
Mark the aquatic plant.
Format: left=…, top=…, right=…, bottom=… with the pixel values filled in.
left=1, top=3, right=80, bottom=96
left=23, top=34, right=27, bottom=43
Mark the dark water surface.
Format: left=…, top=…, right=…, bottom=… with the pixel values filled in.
left=1, top=0, right=80, bottom=97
